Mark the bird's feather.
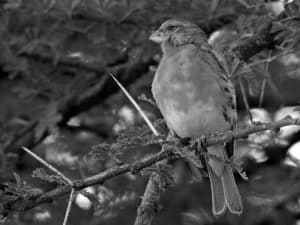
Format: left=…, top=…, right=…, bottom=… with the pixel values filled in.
left=152, top=44, right=234, bottom=137
left=151, top=19, right=242, bottom=215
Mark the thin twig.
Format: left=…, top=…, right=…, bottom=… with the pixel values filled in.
left=108, top=73, right=159, bottom=136
left=62, top=188, right=75, bottom=225
left=231, top=50, right=294, bottom=80
left=279, top=16, right=300, bottom=23
left=258, top=51, right=272, bottom=107
left=238, top=77, right=253, bottom=123
left=258, top=78, right=266, bottom=108
left=21, top=147, right=73, bottom=186
left=247, top=49, right=293, bottom=68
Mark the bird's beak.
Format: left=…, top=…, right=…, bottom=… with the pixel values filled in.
left=149, top=30, right=165, bottom=43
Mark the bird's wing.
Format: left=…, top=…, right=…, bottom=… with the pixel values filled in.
left=182, top=45, right=237, bottom=125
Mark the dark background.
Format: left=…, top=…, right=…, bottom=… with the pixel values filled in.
left=1, top=0, right=300, bottom=225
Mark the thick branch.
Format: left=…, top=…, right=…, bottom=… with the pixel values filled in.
left=3, top=117, right=299, bottom=215
left=4, top=148, right=172, bottom=214
left=134, top=174, right=161, bottom=225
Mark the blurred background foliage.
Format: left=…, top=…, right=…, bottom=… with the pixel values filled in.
left=1, top=0, right=300, bottom=224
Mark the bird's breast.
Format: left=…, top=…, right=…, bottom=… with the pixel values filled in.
left=152, top=52, right=232, bottom=138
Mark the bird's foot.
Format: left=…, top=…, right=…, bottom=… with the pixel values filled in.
left=197, top=135, right=207, bottom=153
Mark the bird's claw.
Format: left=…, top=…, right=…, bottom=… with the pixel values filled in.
left=197, top=135, right=207, bottom=152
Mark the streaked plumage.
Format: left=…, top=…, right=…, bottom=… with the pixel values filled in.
left=150, top=19, right=243, bottom=215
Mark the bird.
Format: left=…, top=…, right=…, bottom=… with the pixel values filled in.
left=149, top=19, right=243, bottom=215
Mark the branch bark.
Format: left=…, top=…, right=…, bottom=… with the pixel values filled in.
left=2, top=117, right=299, bottom=216
left=134, top=174, right=161, bottom=225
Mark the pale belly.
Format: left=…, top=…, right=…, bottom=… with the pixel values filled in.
left=151, top=49, right=233, bottom=138
left=159, top=95, right=230, bottom=138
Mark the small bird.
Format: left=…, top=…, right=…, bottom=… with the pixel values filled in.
left=150, top=19, right=243, bottom=215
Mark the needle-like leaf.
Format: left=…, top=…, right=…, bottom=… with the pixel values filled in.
left=108, top=73, right=159, bottom=136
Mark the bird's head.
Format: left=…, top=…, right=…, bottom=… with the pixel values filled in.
left=149, top=19, right=207, bottom=46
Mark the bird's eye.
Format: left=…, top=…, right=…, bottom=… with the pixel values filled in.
left=166, top=25, right=177, bottom=31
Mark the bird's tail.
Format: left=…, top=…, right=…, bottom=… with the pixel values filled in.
left=222, top=161, right=243, bottom=214
left=206, top=145, right=243, bottom=215
left=207, top=161, right=226, bottom=215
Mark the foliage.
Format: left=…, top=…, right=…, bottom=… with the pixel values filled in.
left=32, top=168, right=67, bottom=185
left=0, top=173, right=43, bottom=207
left=1, top=0, right=300, bottom=225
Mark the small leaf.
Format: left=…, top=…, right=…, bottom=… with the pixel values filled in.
left=89, top=143, right=111, bottom=160
left=142, top=163, right=175, bottom=191
left=13, top=172, right=21, bottom=187
left=32, top=168, right=67, bottom=185
left=3, top=177, right=43, bottom=200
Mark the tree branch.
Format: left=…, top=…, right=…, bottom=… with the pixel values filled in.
left=2, top=117, right=299, bottom=216
left=134, top=174, right=162, bottom=225
left=228, top=21, right=278, bottom=61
